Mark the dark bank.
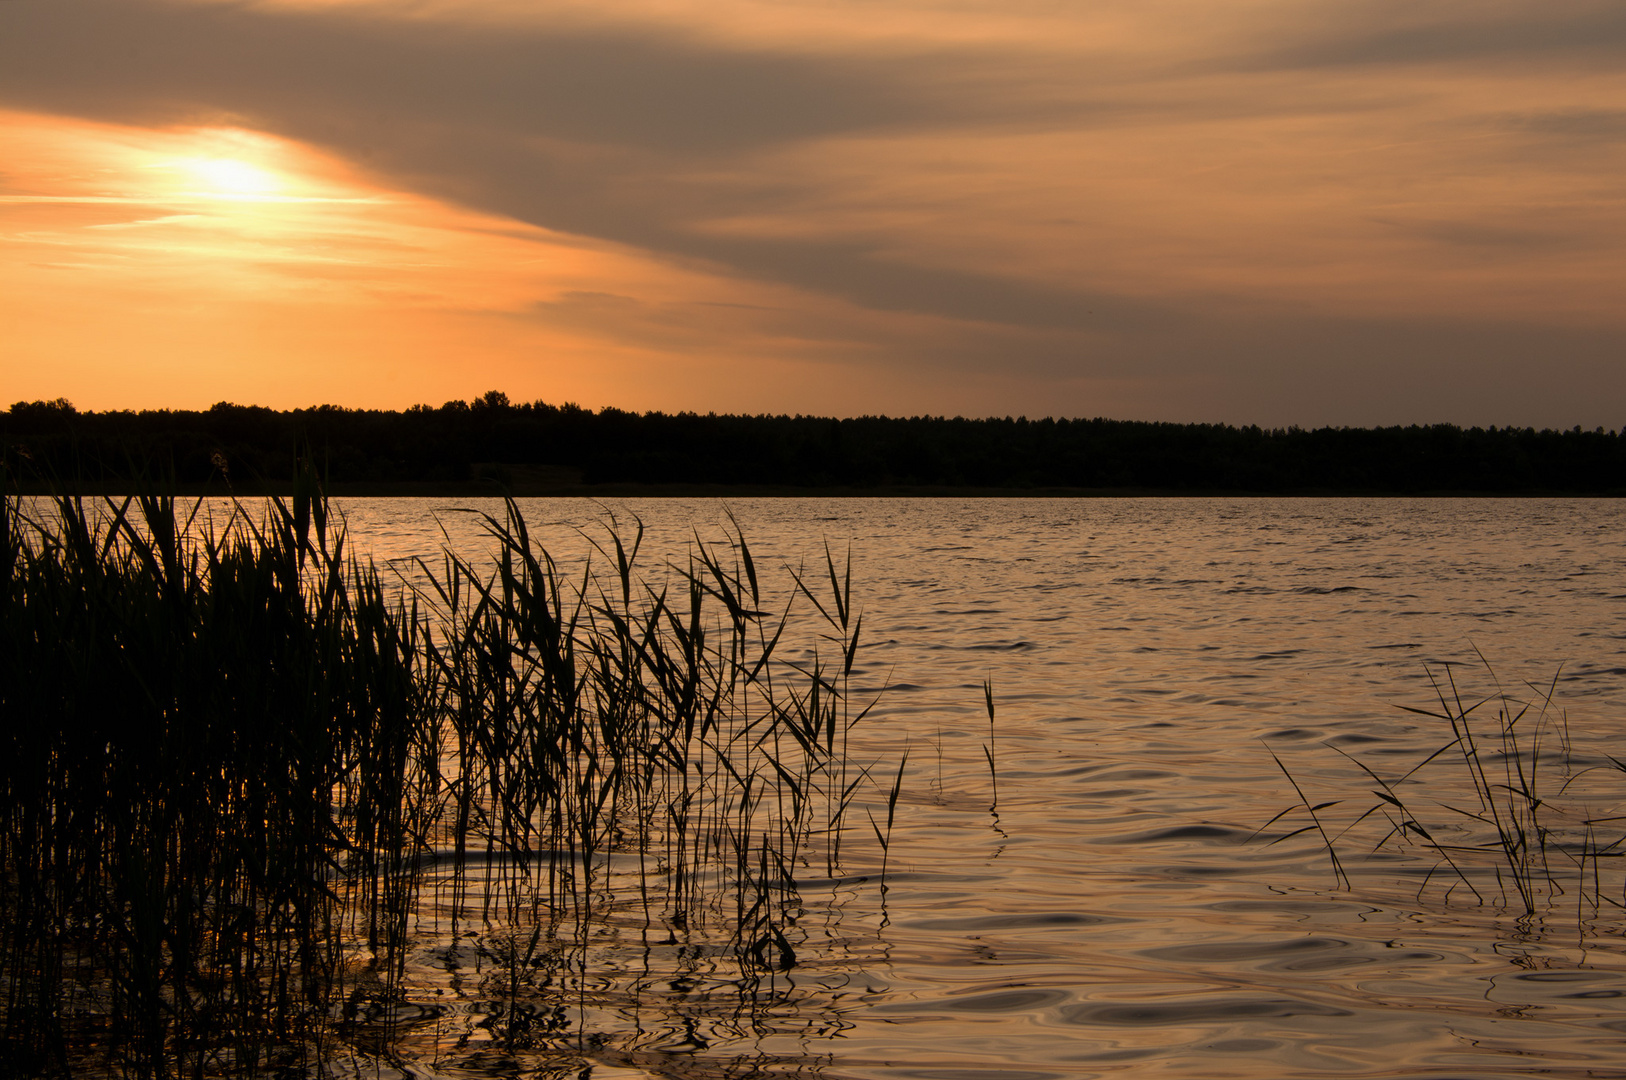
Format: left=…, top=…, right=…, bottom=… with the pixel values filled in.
left=6, top=396, right=1625, bottom=495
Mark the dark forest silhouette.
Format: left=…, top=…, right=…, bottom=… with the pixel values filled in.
left=5, top=394, right=1623, bottom=493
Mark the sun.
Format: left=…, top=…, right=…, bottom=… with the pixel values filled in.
left=182, top=156, right=283, bottom=198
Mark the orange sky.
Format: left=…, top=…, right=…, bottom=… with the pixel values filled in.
left=4, top=0, right=1625, bottom=424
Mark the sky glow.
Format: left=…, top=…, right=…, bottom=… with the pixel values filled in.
left=3, top=0, right=1624, bottom=424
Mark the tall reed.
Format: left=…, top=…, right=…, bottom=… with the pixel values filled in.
left=1, top=480, right=438, bottom=1078
left=0, top=485, right=888, bottom=1076
left=414, top=504, right=878, bottom=1024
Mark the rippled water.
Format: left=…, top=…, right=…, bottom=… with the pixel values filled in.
left=329, top=496, right=1626, bottom=1079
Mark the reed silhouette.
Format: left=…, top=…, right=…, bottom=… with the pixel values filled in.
left=0, top=476, right=890, bottom=1077
left=1264, top=656, right=1626, bottom=930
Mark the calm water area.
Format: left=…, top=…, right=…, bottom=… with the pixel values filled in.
left=324, top=496, right=1626, bottom=1080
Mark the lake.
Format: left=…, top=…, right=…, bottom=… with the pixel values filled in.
left=328, top=496, right=1626, bottom=1079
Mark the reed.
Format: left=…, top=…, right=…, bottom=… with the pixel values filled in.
left=1264, top=656, right=1626, bottom=927
left=0, top=480, right=435, bottom=1078
left=0, top=484, right=890, bottom=1076
left=415, top=501, right=881, bottom=1021
left=982, top=678, right=998, bottom=815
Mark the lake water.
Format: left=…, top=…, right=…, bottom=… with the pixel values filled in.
left=330, top=496, right=1626, bottom=1080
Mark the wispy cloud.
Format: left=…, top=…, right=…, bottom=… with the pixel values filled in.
left=1243, top=3, right=1626, bottom=71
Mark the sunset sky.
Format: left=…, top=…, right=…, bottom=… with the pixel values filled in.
left=4, top=0, right=1625, bottom=425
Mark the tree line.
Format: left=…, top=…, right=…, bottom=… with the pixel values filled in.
left=5, top=394, right=1624, bottom=493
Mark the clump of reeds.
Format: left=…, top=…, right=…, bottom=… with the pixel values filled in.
left=0, top=475, right=439, bottom=1078
left=1264, top=656, right=1626, bottom=928
left=415, top=504, right=882, bottom=1033
left=0, top=481, right=892, bottom=1077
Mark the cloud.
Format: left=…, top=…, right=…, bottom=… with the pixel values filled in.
left=0, top=0, right=990, bottom=150
left=6, top=0, right=1626, bottom=425
left=1245, top=2, right=1626, bottom=71
left=1375, top=215, right=1606, bottom=254
left=9, top=0, right=1540, bottom=339
left=1504, top=108, right=1626, bottom=141
left=0, top=0, right=1155, bottom=330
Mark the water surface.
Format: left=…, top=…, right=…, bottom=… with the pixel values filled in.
left=331, top=497, right=1626, bottom=1079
